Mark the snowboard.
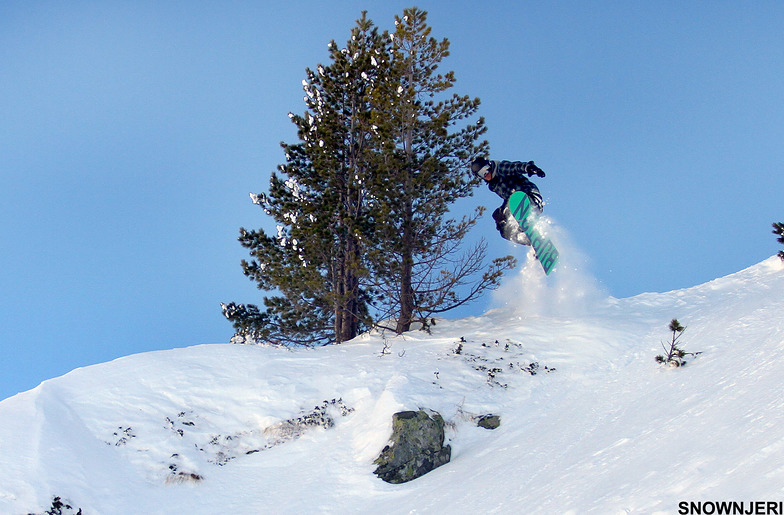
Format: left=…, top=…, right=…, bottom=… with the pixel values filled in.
left=508, top=191, right=559, bottom=275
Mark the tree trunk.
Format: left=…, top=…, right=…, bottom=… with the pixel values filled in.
left=396, top=198, right=415, bottom=334
left=334, top=234, right=361, bottom=343
left=396, top=257, right=414, bottom=333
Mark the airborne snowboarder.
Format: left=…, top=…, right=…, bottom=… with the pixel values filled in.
left=471, top=157, right=546, bottom=246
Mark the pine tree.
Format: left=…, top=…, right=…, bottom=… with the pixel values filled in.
left=655, top=318, right=700, bottom=367
left=223, top=13, right=387, bottom=345
left=224, top=8, right=515, bottom=343
left=366, top=8, right=513, bottom=333
left=773, top=222, right=784, bottom=261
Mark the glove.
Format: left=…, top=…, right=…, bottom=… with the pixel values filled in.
left=524, top=161, right=545, bottom=178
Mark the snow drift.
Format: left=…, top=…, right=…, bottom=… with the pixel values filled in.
left=1, top=257, right=782, bottom=514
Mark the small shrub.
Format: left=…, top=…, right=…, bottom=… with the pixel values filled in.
left=656, top=319, right=700, bottom=367
left=263, top=399, right=354, bottom=444
left=37, top=496, right=82, bottom=515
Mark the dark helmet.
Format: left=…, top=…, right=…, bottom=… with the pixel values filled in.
left=471, top=157, right=493, bottom=180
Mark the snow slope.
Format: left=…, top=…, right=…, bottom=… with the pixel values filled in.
left=1, top=256, right=782, bottom=514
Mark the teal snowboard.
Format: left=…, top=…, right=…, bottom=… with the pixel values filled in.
left=508, top=191, right=559, bottom=275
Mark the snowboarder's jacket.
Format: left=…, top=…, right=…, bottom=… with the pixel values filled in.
left=485, top=160, right=544, bottom=211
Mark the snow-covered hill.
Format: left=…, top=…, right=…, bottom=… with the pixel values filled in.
left=1, top=256, right=783, bottom=514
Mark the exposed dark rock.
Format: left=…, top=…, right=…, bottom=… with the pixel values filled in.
left=476, top=414, right=501, bottom=430
left=373, top=409, right=451, bottom=484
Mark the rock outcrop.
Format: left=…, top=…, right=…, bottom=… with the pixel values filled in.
left=373, top=409, right=451, bottom=484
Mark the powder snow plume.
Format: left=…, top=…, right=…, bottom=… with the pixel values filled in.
left=492, top=215, right=609, bottom=318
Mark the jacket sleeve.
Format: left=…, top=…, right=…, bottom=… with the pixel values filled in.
left=494, top=160, right=529, bottom=176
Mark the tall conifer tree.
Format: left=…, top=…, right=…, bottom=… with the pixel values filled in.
left=223, top=13, right=387, bottom=345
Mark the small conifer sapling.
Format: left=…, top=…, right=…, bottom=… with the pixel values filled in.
left=655, top=319, right=700, bottom=367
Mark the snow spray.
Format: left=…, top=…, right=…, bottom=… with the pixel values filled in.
left=492, top=215, right=609, bottom=318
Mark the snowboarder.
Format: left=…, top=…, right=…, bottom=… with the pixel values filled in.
left=471, top=157, right=546, bottom=246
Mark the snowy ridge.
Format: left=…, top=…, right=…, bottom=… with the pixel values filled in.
left=1, top=257, right=783, bottom=514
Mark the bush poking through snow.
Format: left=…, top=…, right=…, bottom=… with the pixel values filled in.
left=451, top=337, right=555, bottom=387
left=110, top=426, right=136, bottom=446
left=35, top=496, right=82, bottom=515
left=656, top=319, right=701, bottom=367
left=773, top=222, right=784, bottom=261
left=105, top=399, right=355, bottom=485
left=264, top=399, right=354, bottom=444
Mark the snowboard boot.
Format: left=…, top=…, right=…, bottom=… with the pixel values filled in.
left=493, top=205, right=531, bottom=246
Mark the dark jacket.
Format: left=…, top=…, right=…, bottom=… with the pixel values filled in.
left=487, top=160, right=544, bottom=211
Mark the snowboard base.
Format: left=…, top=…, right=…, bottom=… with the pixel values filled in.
left=508, top=191, right=559, bottom=275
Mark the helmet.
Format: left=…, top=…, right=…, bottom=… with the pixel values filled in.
left=471, top=157, right=493, bottom=180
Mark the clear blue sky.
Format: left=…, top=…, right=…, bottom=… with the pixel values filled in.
left=2, top=1, right=782, bottom=401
